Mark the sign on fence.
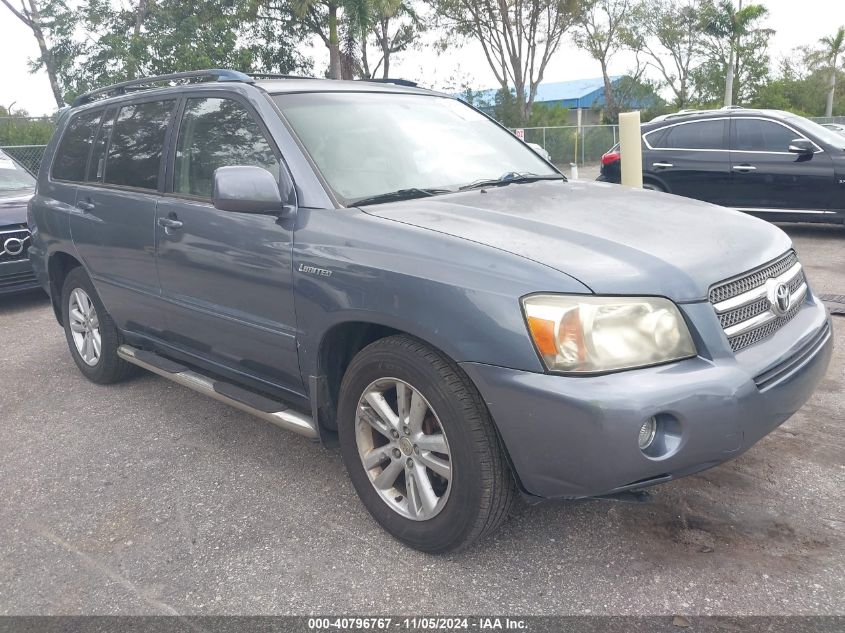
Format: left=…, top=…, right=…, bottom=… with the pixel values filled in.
left=514, top=128, right=525, bottom=140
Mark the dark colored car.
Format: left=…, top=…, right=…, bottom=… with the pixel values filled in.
left=0, top=149, right=39, bottom=294
left=28, top=71, right=832, bottom=552
left=599, top=108, right=845, bottom=225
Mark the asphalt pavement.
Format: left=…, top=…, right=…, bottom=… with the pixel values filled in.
left=0, top=223, right=843, bottom=616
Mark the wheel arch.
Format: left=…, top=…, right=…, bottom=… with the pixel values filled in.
left=311, top=319, right=528, bottom=495
left=47, top=250, right=84, bottom=325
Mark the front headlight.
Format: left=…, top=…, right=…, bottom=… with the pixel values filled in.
left=521, top=294, right=696, bottom=374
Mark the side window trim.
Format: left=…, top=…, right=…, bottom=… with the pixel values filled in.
left=642, top=117, right=729, bottom=152
left=85, top=107, right=117, bottom=183
left=164, top=89, right=291, bottom=199
left=729, top=116, right=823, bottom=155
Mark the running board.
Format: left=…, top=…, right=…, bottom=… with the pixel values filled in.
left=117, top=344, right=319, bottom=440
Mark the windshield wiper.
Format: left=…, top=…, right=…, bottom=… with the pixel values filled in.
left=458, top=172, right=565, bottom=191
left=350, top=187, right=452, bottom=207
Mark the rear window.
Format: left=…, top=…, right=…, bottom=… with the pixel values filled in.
left=51, top=110, right=103, bottom=182
left=648, top=120, right=727, bottom=150
left=104, top=100, right=175, bottom=190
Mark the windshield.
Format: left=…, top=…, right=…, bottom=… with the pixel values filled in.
left=272, top=92, right=558, bottom=204
left=787, top=116, right=845, bottom=151
left=0, top=151, right=36, bottom=192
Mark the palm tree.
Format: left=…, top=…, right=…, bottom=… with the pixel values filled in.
left=819, top=27, right=845, bottom=117
left=703, top=0, right=769, bottom=107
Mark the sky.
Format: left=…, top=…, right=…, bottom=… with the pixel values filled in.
left=0, top=0, right=843, bottom=116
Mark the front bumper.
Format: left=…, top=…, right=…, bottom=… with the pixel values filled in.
left=461, top=296, right=833, bottom=499
left=0, top=258, right=40, bottom=295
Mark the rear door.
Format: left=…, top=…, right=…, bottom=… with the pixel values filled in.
left=155, top=93, right=302, bottom=395
left=71, top=98, right=176, bottom=334
left=728, top=117, right=837, bottom=217
left=642, top=118, right=731, bottom=204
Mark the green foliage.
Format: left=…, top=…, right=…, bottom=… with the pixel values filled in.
left=0, top=107, right=56, bottom=145
left=24, top=0, right=313, bottom=105
left=749, top=56, right=845, bottom=116
left=695, top=0, right=773, bottom=104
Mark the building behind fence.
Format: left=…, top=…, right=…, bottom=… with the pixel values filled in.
left=2, top=115, right=844, bottom=178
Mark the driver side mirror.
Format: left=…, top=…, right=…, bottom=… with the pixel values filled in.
left=212, top=165, right=292, bottom=215
left=788, top=138, right=815, bottom=155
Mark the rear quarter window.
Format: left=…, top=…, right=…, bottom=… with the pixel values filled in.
left=51, top=110, right=104, bottom=182
left=648, top=120, right=727, bottom=150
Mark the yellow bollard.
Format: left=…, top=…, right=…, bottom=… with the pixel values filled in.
left=618, top=111, right=643, bottom=189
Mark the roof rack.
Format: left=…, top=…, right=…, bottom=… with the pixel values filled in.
left=71, top=69, right=254, bottom=107
left=248, top=73, right=320, bottom=80
left=358, top=78, right=418, bottom=88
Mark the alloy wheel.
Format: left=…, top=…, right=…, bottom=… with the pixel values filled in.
left=68, top=288, right=101, bottom=366
left=355, top=378, right=452, bottom=521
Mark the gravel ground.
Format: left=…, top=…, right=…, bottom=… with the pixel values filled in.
left=0, top=223, right=843, bottom=616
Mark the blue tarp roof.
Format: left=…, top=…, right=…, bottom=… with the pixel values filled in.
left=534, top=76, right=622, bottom=102
left=469, top=76, right=624, bottom=109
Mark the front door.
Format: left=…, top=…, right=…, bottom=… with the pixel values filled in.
left=155, top=95, right=302, bottom=395
left=728, top=117, right=837, bottom=216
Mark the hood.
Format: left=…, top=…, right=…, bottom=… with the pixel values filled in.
left=0, top=190, right=33, bottom=227
left=362, top=180, right=791, bottom=302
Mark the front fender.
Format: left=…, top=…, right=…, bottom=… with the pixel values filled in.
left=292, top=207, right=591, bottom=380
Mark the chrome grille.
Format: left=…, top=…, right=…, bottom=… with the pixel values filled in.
left=0, top=225, right=31, bottom=263
left=709, top=251, right=808, bottom=352
left=709, top=251, right=799, bottom=304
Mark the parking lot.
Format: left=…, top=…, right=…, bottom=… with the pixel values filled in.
left=0, top=222, right=843, bottom=616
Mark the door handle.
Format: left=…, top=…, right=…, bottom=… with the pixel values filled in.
left=732, top=164, right=757, bottom=172
left=652, top=162, right=674, bottom=168
left=157, top=217, right=183, bottom=230
left=77, top=200, right=95, bottom=211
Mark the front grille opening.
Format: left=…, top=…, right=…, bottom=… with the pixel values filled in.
left=709, top=251, right=798, bottom=304
left=0, top=226, right=32, bottom=263
left=708, top=250, right=807, bottom=353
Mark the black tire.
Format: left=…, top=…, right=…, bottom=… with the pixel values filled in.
left=643, top=180, right=666, bottom=193
left=337, top=334, right=515, bottom=553
left=61, top=266, right=135, bottom=384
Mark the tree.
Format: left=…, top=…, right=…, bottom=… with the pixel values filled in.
left=630, top=0, right=703, bottom=109
left=699, top=0, right=771, bottom=106
left=432, top=0, right=581, bottom=125
left=290, top=0, right=344, bottom=78
left=573, top=0, right=634, bottom=123
left=16, top=0, right=312, bottom=105
left=817, top=26, right=845, bottom=117
left=354, top=0, right=424, bottom=79
left=1, top=0, right=74, bottom=108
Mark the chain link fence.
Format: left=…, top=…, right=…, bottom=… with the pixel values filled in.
left=520, top=125, right=619, bottom=169
left=0, top=145, right=48, bottom=176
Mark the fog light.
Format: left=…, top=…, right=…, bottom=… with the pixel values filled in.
left=638, top=417, right=657, bottom=450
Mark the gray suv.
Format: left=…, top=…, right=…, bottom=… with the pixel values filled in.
left=28, top=70, right=833, bottom=553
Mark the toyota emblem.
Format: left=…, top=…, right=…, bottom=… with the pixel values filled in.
left=772, top=282, right=791, bottom=316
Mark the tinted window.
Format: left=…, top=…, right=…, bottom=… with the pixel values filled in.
left=654, top=120, right=726, bottom=150
left=174, top=97, right=280, bottom=198
left=104, top=100, right=174, bottom=190
left=732, top=119, right=799, bottom=152
left=51, top=110, right=103, bottom=181
left=87, top=108, right=116, bottom=182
